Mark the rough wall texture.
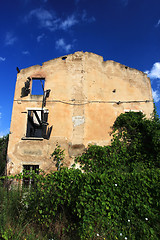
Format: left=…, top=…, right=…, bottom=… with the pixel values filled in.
left=7, top=51, right=154, bottom=175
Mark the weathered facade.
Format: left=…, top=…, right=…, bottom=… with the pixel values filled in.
left=7, top=51, right=153, bottom=175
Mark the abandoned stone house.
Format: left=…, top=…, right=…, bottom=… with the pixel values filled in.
left=7, top=51, right=153, bottom=175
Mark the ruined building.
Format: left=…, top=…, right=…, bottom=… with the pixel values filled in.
left=7, top=51, right=153, bottom=175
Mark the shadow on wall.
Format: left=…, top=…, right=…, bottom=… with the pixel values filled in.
left=45, top=126, right=53, bottom=140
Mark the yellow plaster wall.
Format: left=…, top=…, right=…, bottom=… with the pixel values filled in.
left=7, top=51, right=154, bottom=175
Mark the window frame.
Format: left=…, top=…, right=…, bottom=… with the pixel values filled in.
left=23, top=164, right=39, bottom=186
left=31, top=78, right=45, bottom=96
left=22, top=108, right=49, bottom=140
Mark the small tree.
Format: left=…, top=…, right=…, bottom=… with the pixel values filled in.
left=112, top=111, right=160, bottom=168
left=51, top=144, right=65, bottom=171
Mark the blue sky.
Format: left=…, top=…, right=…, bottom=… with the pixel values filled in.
left=0, top=0, right=160, bottom=136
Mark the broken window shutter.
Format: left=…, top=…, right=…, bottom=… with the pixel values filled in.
left=43, top=111, right=48, bottom=123
left=21, top=78, right=31, bottom=97
left=43, top=89, right=51, bottom=107
left=42, top=110, right=49, bottom=138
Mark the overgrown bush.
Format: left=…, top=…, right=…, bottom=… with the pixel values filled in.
left=19, top=167, right=159, bottom=239
left=1, top=112, right=160, bottom=239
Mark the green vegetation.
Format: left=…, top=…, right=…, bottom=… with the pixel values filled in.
left=0, top=135, right=8, bottom=176
left=0, top=112, right=160, bottom=239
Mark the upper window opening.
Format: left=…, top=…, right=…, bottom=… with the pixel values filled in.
left=31, top=78, right=45, bottom=95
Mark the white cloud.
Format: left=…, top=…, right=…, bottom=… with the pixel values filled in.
left=27, top=8, right=78, bottom=31
left=37, top=33, right=45, bottom=42
left=26, top=8, right=95, bottom=32
left=55, top=38, right=73, bottom=53
left=22, top=50, right=30, bottom=55
left=145, top=62, right=160, bottom=79
left=155, top=19, right=160, bottom=28
left=5, top=32, right=17, bottom=46
left=26, top=8, right=60, bottom=31
left=152, top=89, right=160, bottom=103
left=0, top=57, right=6, bottom=62
left=60, top=14, right=78, bottom=30
left=144, top=70, right=149, bottom=75
left=145, top=63, right=160, bottom=103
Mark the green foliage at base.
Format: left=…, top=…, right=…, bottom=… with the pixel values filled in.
left=16, top=167, right=159, bottom=239
left=0, top=112, right=160, bottom=239
left=0, top=182, right=50, bottom=240
left=0, top=135, right=8, bottom=176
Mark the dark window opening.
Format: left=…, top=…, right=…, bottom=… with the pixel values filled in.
left=23, top=165, right=39, bottom=186
left=62, top=56, right=67, bottom=60
left=26, top=110, right=48, bottom=138
left=31, top=78, right=45, bottom=95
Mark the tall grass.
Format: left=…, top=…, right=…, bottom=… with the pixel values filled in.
left=0, top=181, right=53, bottom=240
